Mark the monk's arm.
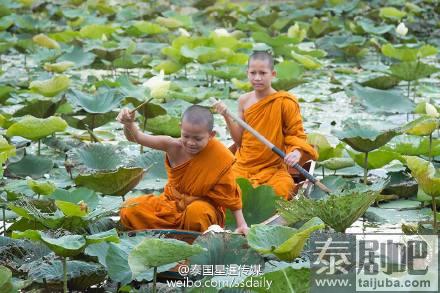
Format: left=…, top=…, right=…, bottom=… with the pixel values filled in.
left=215, top=97, right=245, bottom=146
left=232, top=209, right=249, bottom=235
left=123, top=122, right=174, bottom=152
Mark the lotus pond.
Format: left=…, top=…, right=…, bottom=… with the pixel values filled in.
left=0, top=0, right=439, bottom=292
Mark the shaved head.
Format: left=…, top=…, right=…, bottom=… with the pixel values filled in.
left=248, top=51, right=274, bottom=70
left=181, top=105, right=214, bottom=132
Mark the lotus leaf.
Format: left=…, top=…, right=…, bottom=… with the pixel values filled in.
left=240, top=267, right=310, bottom=293
left=291, top=51, right=321, bottom=70
left=6, top=155, right=53, bottom=179
left=145, top=115, right=180, bottom=137
left=154, top=60, right=183, bottom=74
left=67, top=88, right=124, bottom=114
left=13, top=98, right=65, bottom=118
left=74, top=143, right=122, bottom=171
left=277, top=190, right=378, bottom=232
left=348, top=84, right=414, bottom=114
left=379, top=7, right=406, bottom=21
left=247, top=217, right=324, bottom=261
left=29, top=75, right=70, bottom=97
left=12, top=230, right=86, bottom=257
left=85, top=229, right=119, bottom=245
left=405, top=156, right=440, bottom=197
left=332, top=119, right=401, bottom=153
left=381, top=44, right=438, bottom=61
left=319, top=157, right=355, bottom=170
left=49, top=188, right=99, bottom=211
left=79, top=24, right=117, bottom=39
left=348, top=149, right=403, bottom=169
left=388, top=135, right=440, bottom=156
left=128, top=238, right=205, bottom=277
left=155, top=16, right=184, bottom=29
left=57, top=46, right=96, bottom=68
left=117, top=75, right=150, bottom=101
left=62, top=111, right=117, bottom=130
left=6, top=116, right=67, bottom=140
left=55, top=200, right=88, bottom=217
left=226, top=178, right=278, bottom=228
left=27, top=179, right=56, bottom=196
left=390, top=61, right=439, bottom=82
left=32, top=34, right=60, bottom=49
left=44, top=61, right=75, bottom=73
left=130, top=150, right=167, bottom=191
left=0, top=136, right=15, bottom=166
left=402, top=116, right=439, bottom=136
left=74, top=167, right=144, bottom=196
left=356, top=17, right=393, bottom=35
left=275, top=60, right=304, bottom=80
left=360, top=75, right=400, bottom=90
left=132, top=21, right=168, bottom=35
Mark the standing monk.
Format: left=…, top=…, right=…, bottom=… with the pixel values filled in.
left=117, top=105, right=249, bottom=234
left=214, top=51, right=318, bottom=200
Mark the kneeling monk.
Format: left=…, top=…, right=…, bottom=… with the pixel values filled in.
left=117, top=105, right=249, bottom=234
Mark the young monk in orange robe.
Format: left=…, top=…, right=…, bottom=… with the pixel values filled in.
left=214, top=51, right=318, bottom=200
left=116, top=105, right=249, bottom=234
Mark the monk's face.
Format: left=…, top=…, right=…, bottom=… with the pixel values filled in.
left=247, top=59, right=276, bottom=92
left=180, top=120, right=214, bottom=154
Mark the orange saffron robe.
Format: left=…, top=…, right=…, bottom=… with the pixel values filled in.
left=120, top=138, right=242, bottom=232
left=233, top=91, right=318, bottom=199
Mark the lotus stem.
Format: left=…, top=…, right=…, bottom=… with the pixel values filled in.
left=429, top=134, right=433, bottom=162
left=322, top=166, right=325, bottom=178
left=38, top=139, right=41, bottom=155
left=433, top=197, right=438, bottom=234
left=363, top=152, right=369, bottom=184
left=153, top=266, right=157, bottom=293
left=2, top=205, right=5, bottom=235
left=63, top=257, right=68, bottom=293
left=122, top=195, right=125, bottom=202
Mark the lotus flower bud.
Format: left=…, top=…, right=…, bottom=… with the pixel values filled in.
left=143, top=70, right=171, bottom=99
left=214, top=28, right=230, bottom=37
left=178, top=28, right=190, bottom=37
left=396, top=22, right=408, bottom=36
left=425, top=103, right=439, bottom=117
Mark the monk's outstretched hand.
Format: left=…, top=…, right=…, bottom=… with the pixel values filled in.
left=234, top=224, right=249, bottom=236
left=212, top=101, right=228, bottom=116
left=117, top=108, right=135, bottom=125
left=284, top=149, right=302, bottom=167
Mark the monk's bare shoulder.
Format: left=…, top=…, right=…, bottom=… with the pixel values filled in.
left=239, top=92, right=255, bottom=111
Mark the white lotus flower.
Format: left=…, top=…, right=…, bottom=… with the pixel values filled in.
left=178, top=28, right=190, bottom=37
left=425, top=102, right=439, bottom=117
left=396, top=22, right=408, bottom=36
left=101, top=34, right=108, bottom=41
left=143, top=70, right=170, bottom=99
left=214, top=28, right=230, bottom=37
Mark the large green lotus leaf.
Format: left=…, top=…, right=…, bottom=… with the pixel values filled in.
left=402, top=116, right=439, bottom=136
left=27, top=179, right=56, bottom=195
left=49, top=30, right=80, bottom=43
left=67, top=88, right=124, bottom=114
left=189, top=232, right=264, bottom=269
left=12, top=230, right=86, bottom=257
left=79, top=24, right=117, bottom=39
left=62, top=111, right=117, bottom=130
left=130, top=150, right=167, bottom=191
left=131, top=21, right=168, bottom=35
left=225, top=178, right=278, bottom=229
left=388, top=135, right=440, bottom=156
left=291, top=51, right=322, bottom=70
left=6, top=155, right=53, bottom=179
left=308, top=175, right=355, bottom=200
left=379, top=7, right=406, bottom=21
left=29, top=75, right=70, bottom=97
left=319, top=157, right=355, bottom=170
left=332, top=119, right=401, bottom=153
left=57, top=46, right=96, bottom=68
left=252, top=31, right=301, bottom=47
left=44, top=61, right=75, bottom=73
left=125, top=98, right=166, bottom=119
left=278, top=190, right=378, bottom=232
left=275, top=60, right=304, bottom=80
left=272, top=79, right=305, bottom=92
left=240, top=267, right=310, bottom=293
left=74, top=167, right=144, bottom=196
left=85, top=229, right=119, bottom=245
left=0, top=136, right=15, bottom=165
left=74, top=143, right=122, bottom=171
left=390, top=61, right=439, bottom=82
left=55, top=200, right=88, bottom=217
left=348, top=84, right=414, bottom=114
left=128, top=238, right=205, bottom=277
left=205, top=65, right=246, bottom=80
left=381, top=44, right=438, bottom=61
left=356, top=17, right=393, bottom=35
left=348, top=149, right=403, bottom=169
left=145, top=115, right=180, bottom=137
left=13, top=97, right=65, bottom=118
left=25, top=259, right=106, bottom=290
left=360, top=75, right=400, bottom=90
left=307, top=133, right=344, bottom=161
left=6, top=116, right=67, bottom=140
left=154, top=60, right=183, bottom=74
left=49, top=188, right=99, bottom=210
left=32, top=33, right=60, bottom=49
left=0, top=265, right=12, bottom=292
left=405, top=156, right=440, bottom=197
left=247, top=217, right=324, bottom=261
left=116, top=75, right=150, bottom=101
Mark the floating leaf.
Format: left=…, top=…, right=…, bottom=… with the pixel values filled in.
left=247, top=218, right=324, bottom=261
left=6, top=116, right=67, bottom=140
left=67, top=88, right=124, bottom=114
left=360, top=75, right=400, bottom=90
left=75, top=167, right=144, bottom=196
left=57, top=46, right=96, bottom=68
left=6, top=155, right=53, bottom=179
left=29, top=75, right=70, bottom=97
left=128, top=238, right=205, bottom=278
left=32, top=34, right=60, bottom=49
